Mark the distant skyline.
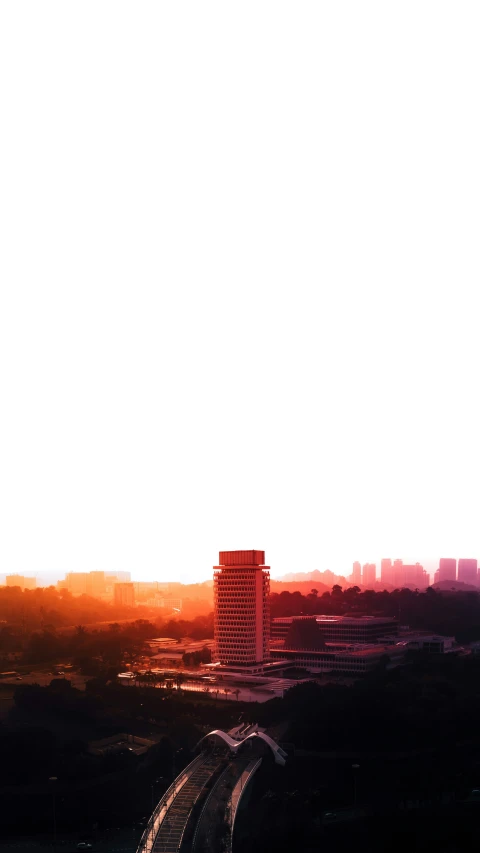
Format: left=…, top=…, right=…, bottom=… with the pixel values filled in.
left=1, top=6, right=479, bottom=585
left=1, top=556, right=476, bottom=588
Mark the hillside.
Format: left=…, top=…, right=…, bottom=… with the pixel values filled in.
left=432, top=580, right=479, bottom=593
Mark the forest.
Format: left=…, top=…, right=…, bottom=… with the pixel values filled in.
left=3, top=584, right=480, bottom=671
left=270, top=585, right=480, bottom=642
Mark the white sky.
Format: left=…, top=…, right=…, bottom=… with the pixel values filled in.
left=1, top=3, right=479, bottom=584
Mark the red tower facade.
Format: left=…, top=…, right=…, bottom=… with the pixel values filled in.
left=214, top=550, right=270, bottom=667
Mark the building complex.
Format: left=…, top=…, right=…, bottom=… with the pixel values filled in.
left=5, top=574, right=36, bottom=590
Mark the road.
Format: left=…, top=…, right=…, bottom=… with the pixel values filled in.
left=192, top=758, right=251, bottom=853
left=0, top=671, right=91, bottom=690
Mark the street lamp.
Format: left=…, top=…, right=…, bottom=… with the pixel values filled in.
left=352, top=764, right=360, bottom=809
left=49, top=777, right=58, bottom=853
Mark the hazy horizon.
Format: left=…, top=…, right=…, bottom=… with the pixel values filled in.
left=1, top=555, right=472, bottom=588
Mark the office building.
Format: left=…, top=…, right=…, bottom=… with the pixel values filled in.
left=379, top=559, right=429, bottom=589
left=270, top=642, right=405, bottom=674
left=457, top=559, right=478, bottom=586
left=65, top=573, right=90, bottom=595
left=401, top=563, right=428, bottom=589
left=114, top=582, right=135, bottom=607
left=6, top=575, right=36, bottom=590
left=438, top=558, right=457, bottom=583
left=88, top=571, right=106, bottom=596
left=106, top=571, right=131, bottom=583
left=270, top=627, right=455, bottom=675
left=352, top=561, right=362, bottom=585
left=63, top=571, right=108, bottom=597
left=381, top=559, right=393, bottom=585
left=362, top=563, right=376, bottom=587
left=213, top=550, right=270, bottom=668
left=271, top=614, right=398, bottom=645
left=393, top=559, right=404, bottom=587
left=395, top=632, right=455, bottom=654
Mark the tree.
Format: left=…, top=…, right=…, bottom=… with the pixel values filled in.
left=233, top=688, right=240, bottom=701
left=223, top=687, right=231, bottom=701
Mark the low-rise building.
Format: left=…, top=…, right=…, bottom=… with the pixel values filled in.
left=6, top=574, right=36, bottom=590
left=87, top=733, right=155, bottom=756
left=271, top=615, right=398, bottom=646
left=150, top=651, right=184, bottom=666
left=146, top=638, right=215, bottom=655
left=395, top=633, right=455, bottom=654
left=270, top=642, right=404, bottom=674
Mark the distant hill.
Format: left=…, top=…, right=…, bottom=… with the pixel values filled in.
left=270, top=579, right=330, bottom=595
left=432, top=580, right=479, bottom=593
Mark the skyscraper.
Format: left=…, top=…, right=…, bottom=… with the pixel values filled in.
left=65, top=572, right=89, bottom=594
left=438, top=558, right=457, bottom=583
left=380, top=558, right=393, bottom=586
left=402, top=563, right=428, bottom=589
left=352, top=561, right=362, bottom=585
left=457, top=559, right=477, bottom=586
left=87, top=571, right=106, bottom=596
left=393, top=559, right=404, bottom=587
left=114, top=582, right=135, bottom=607
left=362, top=563, right=376, bottom=587
left=213, top=550, right=270, bottom=668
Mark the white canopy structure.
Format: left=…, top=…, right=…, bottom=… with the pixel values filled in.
left=196, top=728, right=287, bottom=766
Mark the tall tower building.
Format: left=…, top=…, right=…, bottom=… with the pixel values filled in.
left=214, top=550, right=270, bottom=668
left=362, top=563, right=376, bottom=587
left=393, top=559, right=404, bottom=587
left=352, top=561, right=362, bottom=585
left=380, top=558, right=393, bottom=585
left=114, top=582, right=135, bottom=607
left=438, top=558, right=456, bottom=583
left=65, top=572, right=89, bottom=595
left=458, top=559, right=477, bottom=585
left=403, top=563, right=427, bottom=589
left=87, top=571, right=106, bottom=596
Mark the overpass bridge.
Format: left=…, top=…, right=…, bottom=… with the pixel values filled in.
left=136, top=726, right=286, bottom=853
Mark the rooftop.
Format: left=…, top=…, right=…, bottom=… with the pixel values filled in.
left=273, top=614, right=397, bottom=625
left=147, top=637, right=180, bottom=645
